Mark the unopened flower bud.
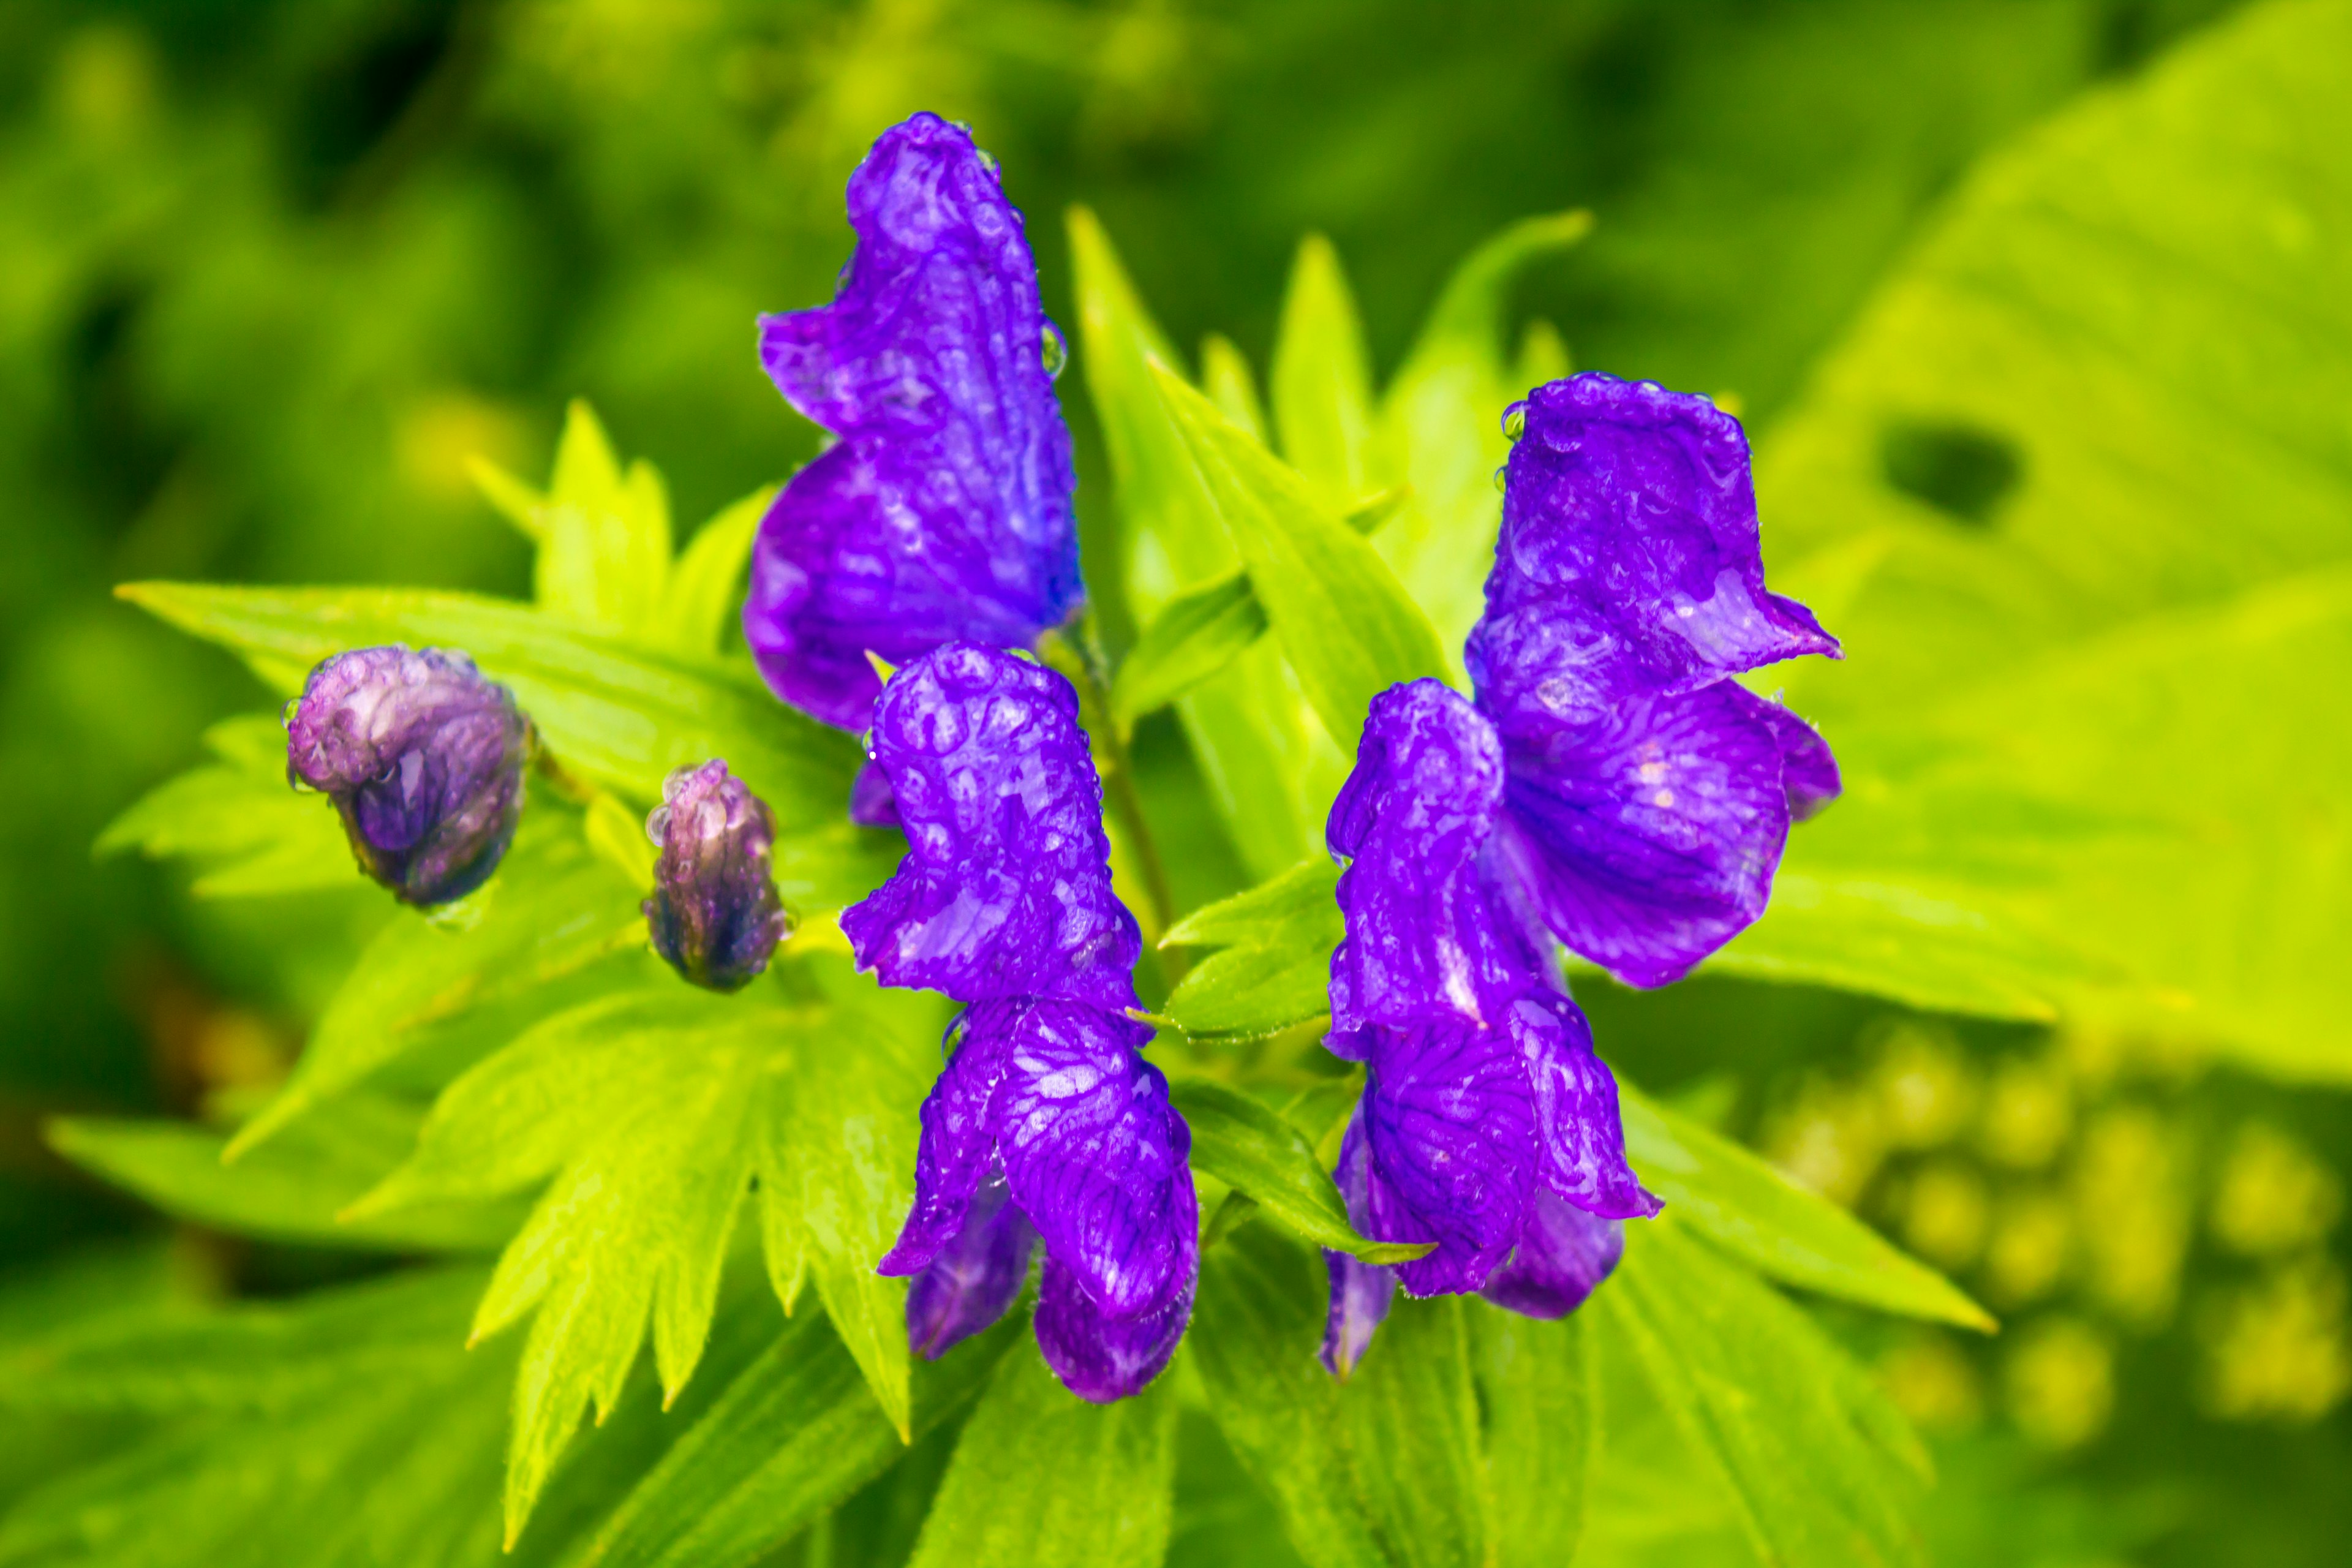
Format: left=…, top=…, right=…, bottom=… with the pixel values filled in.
left=644, top=760, right=791, bottom=991
left=285, top=646, right=531, bottom=907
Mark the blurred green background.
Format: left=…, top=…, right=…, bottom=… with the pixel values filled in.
left=6, top=1, right=2348, bottom=1564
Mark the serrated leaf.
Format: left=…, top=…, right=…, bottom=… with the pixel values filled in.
left=1152, top=363, right=1448, bottom=753
left=1109, top=570, right=1269, bottom=734
left=1169, top=1078, right=1426, bottom=1265
left=1472, top=1304, right=1594, bottom=1568
left=1619, top=1085, right=1992, bottom=1330
left=655, top=486, right=772, bottom=660
left=906, top=1348, right=1177, bottom=1568
left=1191, top=1223, right=1488, bottom=1568
left=1069, top=206, right=1350, bottom=879
left=1595, top=1222, right=1928, bottom=1568
left=227, top=816, right=646, bottom=1156
left=96, top=711, right=360, bottom=897
left=48, top=1096, right=523, bottom=1253
left=1272, top=235, right=1381, bottom=508
left=535, top=401, right=674, bottom=639
left=1375, top=211, right=1591, bottom=665
left=1161, top=859, right=1341, bottom=1039
left=568, top=1308, right=1023, bottom=1568
left=116, top=581, right=860, bottom=825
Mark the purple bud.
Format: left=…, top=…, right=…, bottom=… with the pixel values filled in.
left=644, top=760, right=793, bottom=992
left=285, top=646, right=530, bottom=907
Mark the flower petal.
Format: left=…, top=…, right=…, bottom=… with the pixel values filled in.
left=1319, top=1123, right=1396, bottom=1376
left=1468, top=373, right=1836, bottom=715
left=1511, top=993, right=1659, bottom=1220
left=842, top=643, right=1141, bottom=1012
left=905, top=1162, right=1039, bottom=1360
left=876, top=1010, right=1014, bottom=1277
left=1034, top=1250, right=1193, bottom=1403
left=1478, top=1186, right=1625, bottom=1320
left=1327, top=680, right=1550, bottom=1035
left=1360, top=1020, right=1539, bottom=1297
left=991, top=1001, right=1196, bottom=1319
left=1743, top=688, right=1841, bottom=821
left=848, top=758, right=902, bottom=829
left=746, top=113, right=1081, bottom=731
left=1495, top=677, right=1793, bottom=988
left=644, top=760, right=790, bottom=992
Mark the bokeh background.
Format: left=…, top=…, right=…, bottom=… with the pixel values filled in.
left=5, top=2, right=2346, bottom=1564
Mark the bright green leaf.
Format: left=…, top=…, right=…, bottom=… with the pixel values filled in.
left=1161, top=859, right=1341, bottom=1039
left=1169, top=1079, right=1428, bottom=1265
left=1109, top=571, right=1269, bottom=734
left=96, top=712, right=358, bottom=897
left=534, top=401, right=674, bottom=639
left=1201, top=332, right=1268, bottom=442
left=1272, top=235, right=1381, bottom=508
left=656, top=485, right=773, bottom=660
left=1472, top=1304, right=1593, bottom=1568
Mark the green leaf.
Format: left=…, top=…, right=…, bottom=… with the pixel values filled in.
left=96, top=713, right=357, bottom=897
left=48, top=1096, right=524, bottom=1253
left=1619, top=1085, right=1992, bottom=1329
left=225, top=815, right=646, bottom=1157
left=655, top=485, right=773, bottom=660
left=569, top=1308, right=1023, bottom=1568
left=1069, top=206, right=1350, bottom=879
left=1595, top=1222, right=1929, bottom=1568
left=906, top=1348, right=1178, bottom=1568
left=1374, top=211, right=1591, bottom=665
left=1272, top=235, right=1381, bottom=507
left=1169, top=1079, right=1427, bottom=1265
left=1151, top=363, right=1447, bottom=752
left=533, top=401, right=674, bottom=640
left=1191, top=1223, right=1490, bottom=1568
left=116, top=581, right=861, bottom=826
left=1109, top=570, right=1269, bottom=734
left=1161, top=859, right=1341, bottom=1039
left=1200, top=332, right=1268, bottom=442
left=1724, top=1, right=2352, bottom=1071
left=1472, top=1305, right=1593, bottom=1568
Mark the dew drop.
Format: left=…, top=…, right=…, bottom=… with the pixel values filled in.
left=646, top=805, right=672, bottom=847
left=1041, top=323, right=1067, bottom=380
left=1502, top=402, right=1527, bottom=442
left=1492, top=464, right=1509, bottom=494
left=976, top=148, right=1000, bottom=176
left=662, top=765, right=696, bottom=801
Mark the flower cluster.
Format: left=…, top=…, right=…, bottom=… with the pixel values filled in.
left=845, top=644, right=1196, bottom=1403
left=1317, top=373, right=1840, bottom=1368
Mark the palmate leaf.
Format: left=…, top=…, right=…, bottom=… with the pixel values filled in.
left=1717, top=0, right=2352, bottom=1072
left=905, top=1347, right=1178, bottom=1568
left=95, top=713, right=356, bottom=897
left=1594, top=1222, right=1931, bottom=1568
left=1069, top=206, right=1351, bottom=881
left=350, top=968, right=937, bottom=1542
left=116, top=581, right=860, bottom=826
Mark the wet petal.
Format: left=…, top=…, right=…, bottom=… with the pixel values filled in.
left=284, top=645, right=530, bottom=907
left=1511, top=993, right=1659, bottom=1219
left=1327, top=680, right=1550, bottom=1035
left=1479, top=1187, right=1625, bottom=1320
left=1360, top=1020, right=1539, bottom=1297
left=1467, top=373, right=1837, bottom=717
left=877, top=1009, right=1015, bottom=1277
left=1495, top=677, right=1793, bottom=989
left=1318, top=1123, right=1397, bottom=1376
left=991, top=1001, right=1195, bottom=1319
left=747, top=113, right=1081, bottom=731
left=1743, top=688, right=1841, bottom=821
left=1034, top=1250, right=1193, bottom=1403
left=848, top=758, right=902, bottom=828
left=842, top=644, right=1141, bottom=1012
left=905, top=1163, right=1039, bottom=1360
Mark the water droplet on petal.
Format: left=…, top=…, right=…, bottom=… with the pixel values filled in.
left=1493, top=464, right=1509, bottom=494
left=646, top=805, right=672, bottom=847
left=976, top=147, right=1000, bottom=176
left=662, top=766, right=696, bottom=801
left=1502, top=402, right=1526, bottom=442
left=1041, top=323, right=1067, bottom=380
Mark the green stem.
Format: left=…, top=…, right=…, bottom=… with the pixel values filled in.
left=1037, top=628, right=1188, bottom=989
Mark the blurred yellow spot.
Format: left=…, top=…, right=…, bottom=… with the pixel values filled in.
left=1980, top=1053, right=2072, bottom=1169
left=783, top=910, right=853, bottom=957
left=1983, top=1189, right=2073, bottom=1307
left=1900, top=1160, right=1991, bottom=1270
left=2198, top=1261, right=2352, bottom=1423
left=1765, top=1077, right=1884, bottom=1207
left=397, top=393, right=530, bottom=503
left=191, top=1008, right=291, bottom=1094
left=2073, top=1106, right=2190, bottom=1328
left=1879, top=1333, right=1982, bottom=1433
left=51, top=25, right=157, bottom=141
left=2003, top=1316, right=2114, bottom=1450
left=2210, top=1123, right=2342, bottom=1257
left=1869, top=1020, right=1978, bottom=1150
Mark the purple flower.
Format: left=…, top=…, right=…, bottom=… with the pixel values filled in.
left=644, top=760, right=792, bottom=992
left=1319, top=375, right=1839, bottom=1366
left=845, top=643, right=1194, bottom=1402
left=745, top=113, right=1082, bottom=737
left=285, top=646, right=530, bottom=907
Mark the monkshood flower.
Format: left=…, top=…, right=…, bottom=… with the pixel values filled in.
left=1318, top=374, right=1841, bottom=1373
left=644, top=760, right=792, bottom=992
left=285, top=646, right=531, bottom=907
left=745, top=113, right=1083, bottom=829
left=845, top=643, right=1194, bottom=1403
